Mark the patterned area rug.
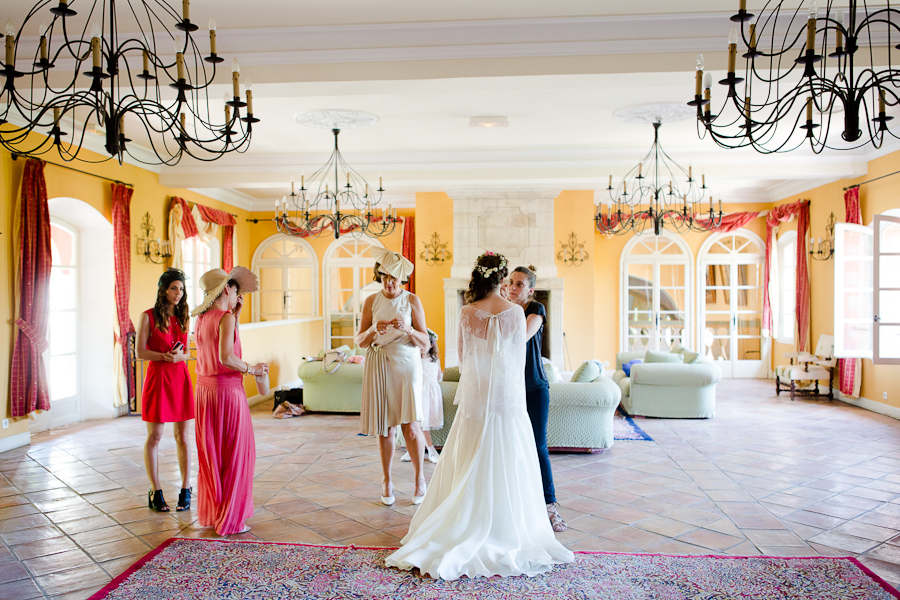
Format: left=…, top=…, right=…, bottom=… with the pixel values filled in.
left=89, top=539, right=899, bottom=600
left=614, top=410, right=653, bottom=441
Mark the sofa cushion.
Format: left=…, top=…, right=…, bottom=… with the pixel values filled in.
left=572, top=360, right=601, bottom=383
left=680, top=349, right=701, bottom=364
left=645, top=350, right=683, bottom=364
left=622, top=359, right=642, bottom=377
left=541, top=357, right=562, bottom=383
left=442, top=366, right=461, bottom=382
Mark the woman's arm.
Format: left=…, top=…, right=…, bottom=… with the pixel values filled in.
left=404, top=294, right=430, bottom=350
left=524, top=313, right=543, bottom=342
left=355, top=294, right=378, bottom=349
left=218, top=312, right=266, bottom=376
left=136, top=312, right=174, bottom=362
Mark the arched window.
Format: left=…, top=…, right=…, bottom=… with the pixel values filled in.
left=620, top=233, right=692, bottom=353
left=48, top=220, right=79, bottom=406
left=251, top=234, right=318, bottom=322
left=323, top=236, right=384, bottom=350
left=776, top=231, right=797, bottom=345
left=697, top=229, right=767, bottom=378
left=183, top=236, right=220, bottom=321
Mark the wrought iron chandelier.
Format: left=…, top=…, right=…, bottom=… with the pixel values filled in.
left=595, top=121, right=724, bottom=236
left=0, top=0, right=257, bottom=165
left=690, top=0, right=900, bottom=153
left=274, top=128, right=398, bottom=240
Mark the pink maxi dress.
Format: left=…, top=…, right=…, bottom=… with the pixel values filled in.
left=194, top=308, right=255, bottom=535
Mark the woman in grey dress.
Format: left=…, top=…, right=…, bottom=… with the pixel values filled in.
left=357, top=248, right=430, bottom=506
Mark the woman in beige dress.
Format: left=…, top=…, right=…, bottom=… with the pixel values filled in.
left=357, top=248, right=430, bottom=506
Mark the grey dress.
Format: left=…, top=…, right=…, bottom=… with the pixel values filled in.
left=359, top=290, right=423, bottom=436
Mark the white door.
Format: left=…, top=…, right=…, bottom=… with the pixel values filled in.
left=698, top=231, right=767, bottom=378
left=253, top=235, right=317, bottom=322
left=323, top=237, right=383, bottom=350
left=621, top=234, right=692, bottom=352
left=34, top=219, right=83, bottom=431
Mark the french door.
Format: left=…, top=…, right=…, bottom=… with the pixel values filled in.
left=698, top=232, right=767, bottom=378
left=323, top=237, right=383, bottom=350
left=34, top=219, right=83, bottom=431
left=621, top=234, right=692, bottom=353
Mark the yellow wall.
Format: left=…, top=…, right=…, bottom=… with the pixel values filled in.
left=239, top=319, right=323, bottom=399
left=1, top=144, right=254, bottom=441
left=775, top=150, right=900, bottom=408
left=414, top=193, right=453, bottom=366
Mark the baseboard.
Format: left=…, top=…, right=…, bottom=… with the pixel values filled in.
left=828, top=386, right=900, bottom=421
left=0, top=431, right=31, bottom=453
left=248, top=391, right=276, bottom=408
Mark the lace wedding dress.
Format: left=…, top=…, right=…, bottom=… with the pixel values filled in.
left=385, top=304, right=574, bottom=580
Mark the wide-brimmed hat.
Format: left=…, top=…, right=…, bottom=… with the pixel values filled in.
left=191, top=266, right=259, bottom=316
left=372, top=247, right=414, bottom=281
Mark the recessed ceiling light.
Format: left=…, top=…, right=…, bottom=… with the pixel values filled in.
left=469, top=116, right=508, bottom=128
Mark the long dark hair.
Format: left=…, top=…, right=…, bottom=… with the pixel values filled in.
left=513, top=264, right=537, bottom=302
left=427, top=330, right=439, bottom=363
left=464, top=253, right=508, bottom=304
left=154, top=269, right=189, bottom=333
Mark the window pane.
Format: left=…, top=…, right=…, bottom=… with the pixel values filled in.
left=288, top=291, right=312, bottom=315
left=660, top=288, right=684, bottom=311
left=880, top=291, right=900, bottom=323
left=287, top=267, right=312, bottom=291
left=738, top=288, right=762, bottom=310
left=880, top=219, right=900, bottom=253
left=259, top=291, right=283, bottom=316
left=50, top=224, right=75, bottom=267
left=49, top=311, right=77, bottom=356
left=330, top=314, right=355, bottom=339
left=49, top=267, right=77, bottom=311
left=628, top=310, right=652, bottom=329
left=738, top=313, right=762, bottom=337
left=628, top=264, right=653, bottom=283
left=183, top=239, right=193, bottom=261
left=49, top=354, right=76, bottom=401
left=705, top=314, right=730, bottom=336
left=738, top=337, right=761, bottom=360
left=844, top=322, right=873, bottom=354
left=259, top=267, right=282, bottom=291
left=880, top=255, right=900, bottom=288
left=879, top=325, right=900, bottom=359
left=659, top=265, right=684, bottom=287
left=285, top=243, right=308, bottom=259
left=261, top=241, right=284, bottom=259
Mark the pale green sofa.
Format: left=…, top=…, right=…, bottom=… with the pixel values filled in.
left=614, top=351, right=721, bottom=419
left=430, top=365, right=621, bottom=452
left=296, top=360, right=364, bottom=413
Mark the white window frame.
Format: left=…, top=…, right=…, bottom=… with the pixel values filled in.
left=183, top=236, right=220, bottom=325
left=776, top=230, right=797, bottom=345
left=323, top=235, right=384, bottom=350
left=619, top=232, right=693, bottom=353
left=874, top=213, right=900, bottom=365
left=47, top=217, right=80, bottom=407
left=251, top=234, right=318, bottom=322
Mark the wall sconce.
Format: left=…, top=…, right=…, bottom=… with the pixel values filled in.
left=809, top=212, right=835, bottom=261
left=557, top=232, right=588, bottom=266
left=420, top=232, right=452, bottom=265
left=135, top=212, right=173, bottom=264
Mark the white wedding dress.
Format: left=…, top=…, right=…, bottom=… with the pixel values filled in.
left=385, top=304, right=574, bottom=580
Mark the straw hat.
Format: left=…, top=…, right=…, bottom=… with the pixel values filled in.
left=191, top=266, right=259, bottom=316
left=373, top=247, right=414, bottom=281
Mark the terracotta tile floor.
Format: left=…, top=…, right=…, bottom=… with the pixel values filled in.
left=3, top=379, right=900, bottom=598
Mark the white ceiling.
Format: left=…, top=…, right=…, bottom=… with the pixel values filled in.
left=11, top=1, right=896, bottom=209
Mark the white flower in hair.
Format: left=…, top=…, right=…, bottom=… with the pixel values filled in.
left=474, top=252, right=507, bottom=278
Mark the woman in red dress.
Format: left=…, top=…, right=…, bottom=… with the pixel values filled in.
left=136, top=268, right=195, bottom=513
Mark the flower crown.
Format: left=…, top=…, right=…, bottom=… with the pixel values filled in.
left=474, top=252, right=507, bottom=278
left=426, top=328, right=439, bottom=341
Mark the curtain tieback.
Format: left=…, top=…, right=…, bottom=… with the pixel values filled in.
left=15, top=318, right=49, bottom=353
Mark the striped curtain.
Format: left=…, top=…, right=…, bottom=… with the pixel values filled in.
left=839, top=187, right=863, bottom=398
left=401, top=216, right=415, bottom=293
left=10, top=159, right=52, bottom=417
left=112, top=183, right=136, bottom=408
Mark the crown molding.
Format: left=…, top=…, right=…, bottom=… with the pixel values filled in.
left=188, top=188, right=257, bottom=211
left=764, top=177, right=845, bottom=203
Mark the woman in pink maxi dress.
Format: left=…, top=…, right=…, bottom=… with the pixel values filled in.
left=192, top=267, right=267, bottom=536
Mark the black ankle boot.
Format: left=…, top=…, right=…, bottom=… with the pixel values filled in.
left=176, top=487, right=192, bottom=511
left=148, top=488, right=170, bottom=512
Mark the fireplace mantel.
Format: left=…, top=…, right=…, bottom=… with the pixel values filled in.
left=443, top=191, right=564, bottom=368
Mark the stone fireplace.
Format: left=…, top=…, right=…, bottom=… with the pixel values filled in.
left=443, top=191, right=564, bottom=368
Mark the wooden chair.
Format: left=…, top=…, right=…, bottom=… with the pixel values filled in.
left=775, top=334, right=836, bottom=400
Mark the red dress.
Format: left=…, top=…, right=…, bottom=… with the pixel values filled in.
left=141, top=309, right=194, bottom=423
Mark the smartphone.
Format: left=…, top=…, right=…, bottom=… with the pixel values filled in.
left=172, top=341, right=184, bottom=352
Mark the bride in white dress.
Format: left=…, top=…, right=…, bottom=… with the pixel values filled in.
left=385, top=252, right=574, bottom=580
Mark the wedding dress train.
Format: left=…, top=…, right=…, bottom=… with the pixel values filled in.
left=385, top=304, right=573, bottom=580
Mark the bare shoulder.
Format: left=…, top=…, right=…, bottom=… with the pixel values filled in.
left=363, top=293, right=377, bottom=309
left=218, top=311, right=236, bottom=329
left=407, top=292, right=423, bottom=308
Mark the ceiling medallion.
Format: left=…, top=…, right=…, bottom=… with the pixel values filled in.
left=294, top=110, right=378, bottom=130
left=614, top=103, right=697, bottom=125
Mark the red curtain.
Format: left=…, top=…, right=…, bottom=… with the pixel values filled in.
left=10, top=159, right=52, bottom=417
left=171, top=196, right=199, bottom=238
left=113, top=183, right=136, bottom=402
left=795, top=202, right=811, bottom=352
left=402, top=216, right=415, bottom=293
left=762, top=200, right=806, bottom=339
left=839, top=187, right=863, bottom=395
left=196, top=204, right=237, bottom=271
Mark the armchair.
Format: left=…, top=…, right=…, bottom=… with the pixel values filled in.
left=775, top=334, right=836, bottom=401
